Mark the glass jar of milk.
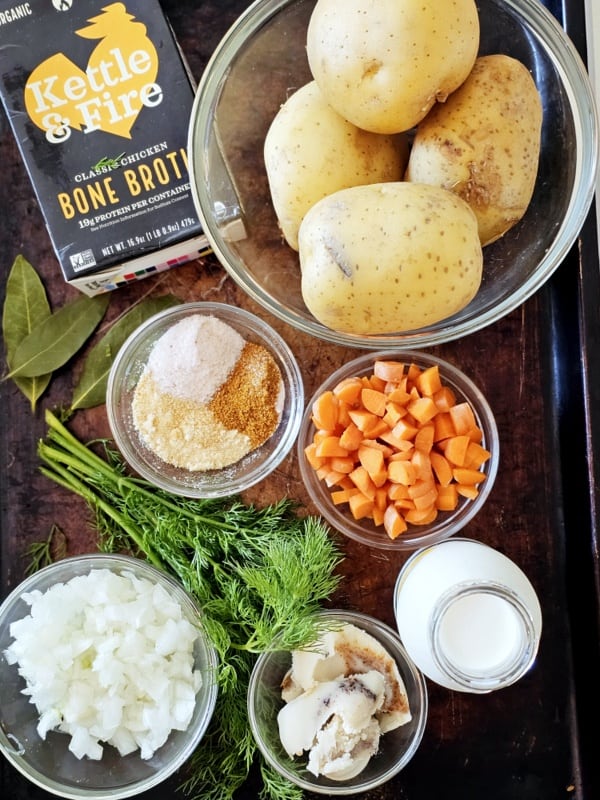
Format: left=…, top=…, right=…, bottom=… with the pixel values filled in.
left=394, top=538, right=542, bottom=693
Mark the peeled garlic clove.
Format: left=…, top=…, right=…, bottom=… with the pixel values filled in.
left=277, top=670, right=385, bottom=757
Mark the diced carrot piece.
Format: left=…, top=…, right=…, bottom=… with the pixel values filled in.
left=364, top=466, right=385, bottom=489
left=366, top=374, right=387, bottom=392
left=391, top=418, right=418, bottom=441
left=430, top=450, right=453, bottom=487
left=349, top=466, right=377, bottom=501
left=372, top=504, right=386, bottom=527
left=373, top=360, right=406, bottom=383
left=384, top=503, right=408, bottom=539
left=411, top=486, right=439, bottom=511
left=328, top=469, right=354, bottom=487
left=362, top=374, right=386, bottom=392
left=465, top=441, right=491, bottom=469
left=393, top=497, right=416, bottom=511
left=388, top=448, right=413, bottom=461
left=433, top=412, right=456, bottom=442
left=416, top=364, right=442, bottom=397
left=382, top=401, right=406, bottom=428
left=316, top=465, right=330, bottom=481
left=361, top=387, right=387, bottom=416
left=348, top=408, right=380, bottom=433
left=360, top=438, right=393, bottom=453
left=333, top=377, right=363, bottom=405
left=337, top=402, right=352, bottom=429
left=414, top=423, right=435, bottom=453
left=411, top=489, right=437, bottom=509
left=315, top=467, right=349, bottom=487
left=374, top=487, right=389, bottom=511
left=436, top=484, right=459, bottom=511
left=439, top=434, right=471, bottom=466
left=411, top=449, right=433, bottom=481
left=329, top=455, right=355, bottom=474
left=314, top=436, right=349, bottom=459
left=408, top=396, right=438, bottom=425
left=331, top=487, right=359, bottom=505
left=449, top=401, right=477, bottom=436
left=457, top=484, right=479, bottom=500
left=304, top=442, right=325, bottom=470
left=348, top=491, right=374, bottom=520
left=421, top=507, right=439, bottom=524
left=405, top=505, right=438, bottom=525
left=358, top=445, right=387, bottom=487
left=388, top=460, right=417, bottom=486
left=468, top=425, right=484, bottom=444
left=387, top=482, right=410, bottom=501
left=380, top=429, right=414, bottom=452
left=364, top=417, right=390, bottom=439
left=452, top=467, right=486, bottom=485
left=407, top=477, right=436, bottom=499
left=406, top=363, right=422, bottom=384
left=387, top=384, right=411, bottom=405
left=311, top=390, right=339, bottom=432
left=433, top=385, right=457, bottom=412
left=339, top=422, right=364, bottom=452
left=313, top=429, right=331, bottom=446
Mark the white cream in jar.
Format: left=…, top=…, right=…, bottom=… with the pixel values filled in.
left=393, top=538, right=542, bottom=693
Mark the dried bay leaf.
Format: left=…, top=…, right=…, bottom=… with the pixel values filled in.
left=2, top=255, right=52, bottom=410
left=71, top=294, right=181, bottom=410
left=7, top=292, right=110, bottom=379
left=2, top=256, right=50, bottom=352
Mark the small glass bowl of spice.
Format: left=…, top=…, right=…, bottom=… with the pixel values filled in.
left=106, top=302, right=304, bottom=498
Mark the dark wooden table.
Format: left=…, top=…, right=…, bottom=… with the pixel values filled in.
left=1, top=1, right=599, bottom=799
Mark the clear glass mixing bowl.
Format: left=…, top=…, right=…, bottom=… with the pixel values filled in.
left=188, top=0, right=598, bottom=348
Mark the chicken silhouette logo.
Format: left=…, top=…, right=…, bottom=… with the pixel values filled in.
left=24, top=3, right=160, bottom=142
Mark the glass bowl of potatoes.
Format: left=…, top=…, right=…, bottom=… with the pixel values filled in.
left=188, top=0, right=598, bottom=349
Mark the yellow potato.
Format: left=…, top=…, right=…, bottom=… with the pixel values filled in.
left=264, top=81, right=407, bottom=250
left=298, top=182, right=483, bottom=334
left=306, top=0, right=480, bottom=134
left=406, top=54, right=543, bottom=246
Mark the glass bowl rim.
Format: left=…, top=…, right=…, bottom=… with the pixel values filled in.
left=297, top=349, right=500, bottom=550
left=247, top=607, right=428, bottom=795
left=0, top=553, right=219, bottom=800
left=106, top=300, right=304, bottom=499
left=187, top=0, right=599, bottom=349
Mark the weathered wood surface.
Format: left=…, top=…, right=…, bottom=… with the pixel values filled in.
left=1, top=1, right=598, bottom=798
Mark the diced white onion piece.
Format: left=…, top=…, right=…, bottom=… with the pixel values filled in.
left=4, top=567, right=203, bottom=760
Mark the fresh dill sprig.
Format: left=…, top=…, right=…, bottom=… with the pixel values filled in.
left=259, top=761, right=304, bottom=800
left=24, top=523, right=67, bottom=575
left=38, top=409, right=344, bottom=800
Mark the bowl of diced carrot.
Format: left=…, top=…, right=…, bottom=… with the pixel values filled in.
left=298, top=351, right=499, bottom=550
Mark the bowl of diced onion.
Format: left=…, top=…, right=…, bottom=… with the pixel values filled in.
left=0, top=553, right=218, bottom=799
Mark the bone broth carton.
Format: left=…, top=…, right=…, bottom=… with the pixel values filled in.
left=0, top=0, right=210, bottom=295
